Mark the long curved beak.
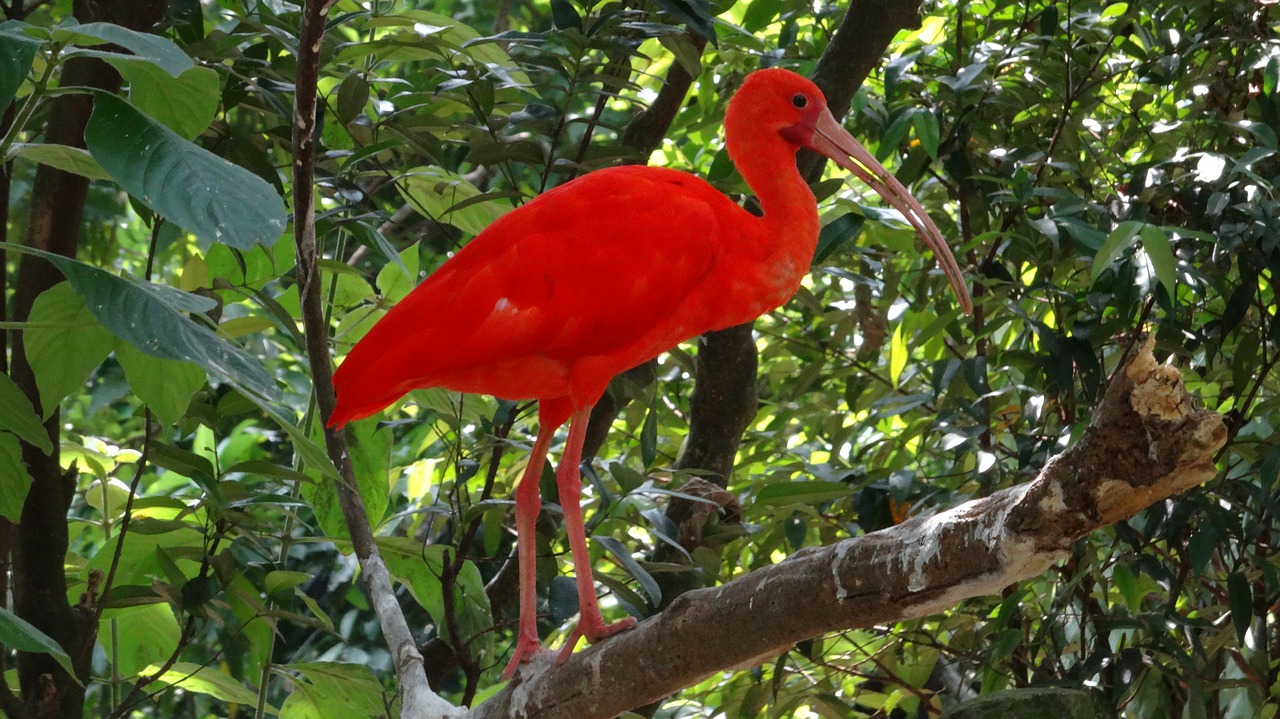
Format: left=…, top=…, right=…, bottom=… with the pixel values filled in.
left=807, top=109, right=973, bottom=315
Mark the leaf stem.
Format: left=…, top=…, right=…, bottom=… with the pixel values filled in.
left=0, top=44, right=61, bottom=162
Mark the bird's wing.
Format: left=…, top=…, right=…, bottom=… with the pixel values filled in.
left=331, top=166, right=745, bottom=420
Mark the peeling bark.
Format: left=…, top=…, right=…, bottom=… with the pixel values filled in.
left=468, top=336, right=1225, bottom=719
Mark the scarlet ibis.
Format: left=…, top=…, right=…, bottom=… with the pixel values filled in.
left=329, top=68, right=972, bottom=676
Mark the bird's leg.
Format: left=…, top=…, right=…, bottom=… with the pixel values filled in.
left=500, top=408, right=560, bottom=679
left=555, top=405, right=637, bottom=664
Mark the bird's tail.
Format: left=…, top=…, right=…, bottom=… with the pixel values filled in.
left=327, top=352, right=412, bottom=428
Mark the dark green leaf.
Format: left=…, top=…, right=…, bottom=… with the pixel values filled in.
left=755, top=481, right=852, bottom=506
left=0, top=606, right=77, bottom=682
left=0, top=21, right=39, bottom=108
left=10, top=245, right=280, bottom=401
left=85, top=93, right=286, bottom=250
left=640, top=401, right=658, bottom=469
left=594, top=535, right=661, bottom=607
left=653, top=0, right=718, bottom=46
left=1091, top=220, right=1143, bottom=284
left=56, top=21, right=192, bottom=76
left=335, top=73, right=369, bottom=124
left=0, top=434, right=32, bottom=522
left=550, top=0, right=581, bottom=30
left=1226, top=571, right=1251, bottom=645
left=813, top=213, right=866, bottom=265
left=1140, top=223, right=1176, bottom=299
left=911, top=110, right=940, bottom=161
left=0, top=371, right=52, bottom=453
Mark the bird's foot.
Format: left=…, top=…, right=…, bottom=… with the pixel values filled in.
left=501, top=633, right=552, bottom=679
left=555, top=615, right=638, bottom=665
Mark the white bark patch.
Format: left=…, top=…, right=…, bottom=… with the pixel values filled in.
left=832, top=541, right=851, bottom=600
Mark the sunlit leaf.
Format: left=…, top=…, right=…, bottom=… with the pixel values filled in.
left=144, top=662, right=265, bottom=710
left=115, top=341, right=206, bottom=426
left=101, top=604, right=180, bottom=677
left=398, top=166, right=512, bottom=236
left=889, top=322, right=908, bottom=386
left=7, top=142, right=110, bottom=180
left=118, top=62, right=220, bottom=140
left=1090, top=220, right=1143, bottom=285
left=22, top=281, right=114, bottom=417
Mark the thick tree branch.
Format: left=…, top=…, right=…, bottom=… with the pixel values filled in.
left=7, top=3, right=167, bottom=717
left=291, top=3, right=461, bottom=717
left=471, top=337, right=1224, bottom=718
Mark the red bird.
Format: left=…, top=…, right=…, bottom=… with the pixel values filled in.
left=329, top=68, right=972, bottom=676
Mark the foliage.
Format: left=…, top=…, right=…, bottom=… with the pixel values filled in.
left=0, top=0, right=1277, bottom=717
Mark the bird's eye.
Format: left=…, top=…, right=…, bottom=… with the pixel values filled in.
left=792, top=94, right=808, bottom=108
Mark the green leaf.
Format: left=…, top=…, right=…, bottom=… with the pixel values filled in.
left=285, top=663, right=385, bottom=717
left=56, top=21, right=193, bottom=77
left=100, top=604, right=180, bottom=677
left=0, top=433, right=32, bottom=522
left=116, top=341, right=206, bottom=425
left=0, top=606, right=77, bottom=681
left=8, top=245, right=280, bottom=402
left=889, top=322, right=907, bottom=386
left=377, top=538, right=493, bottom=662
left=145, top=662, right=266, bottom=710
left=118, top=63, right=221, bottom=140
left=550, top=0, right=581, bottom=29
left=85, top=93, right=286, bottom=250
left=374, top=244, right=418, bottom=303
left=813, top=212, right=866, bottom=265
left=653, top=0, right=718, bottom=45
left=334, top=73, right=369, bottom=124
left=640, top=401, right=658, bottom=469
left=1226, top=571, right=1252, bottom=645
left=1112, top=562, right=1140, bottom=609
left=0, top=21, right=39, bottom=108
left=1090, top=220, right=1143, bottom=285
left=911, top=110, right=940, bottom=161
left=0, top=371, right=52, bottom=453
left=7, top=142, right=110, bottom=180
left=301, top=419, right=387, bottom=538
left=1140, top=223, right=1176, bottom=299
left=398, top=166, right=511, bottom=236
left=357, top=12, right=530, bottom=86
left=22, top=281, right=114, bottom=417
left=755, top=481, right=853, bottom=506
left=595, top=535, right=660, bottom=606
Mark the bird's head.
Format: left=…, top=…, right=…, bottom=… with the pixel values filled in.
left=726, top=68, right=973, bottom=316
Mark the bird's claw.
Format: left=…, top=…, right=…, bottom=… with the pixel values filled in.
left=555, top=616, right=638, bottom=665
left=501, top=633, right=552, bottom=679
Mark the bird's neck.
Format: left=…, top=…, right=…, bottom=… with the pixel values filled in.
left=738, top=143, right=820, bottom=271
